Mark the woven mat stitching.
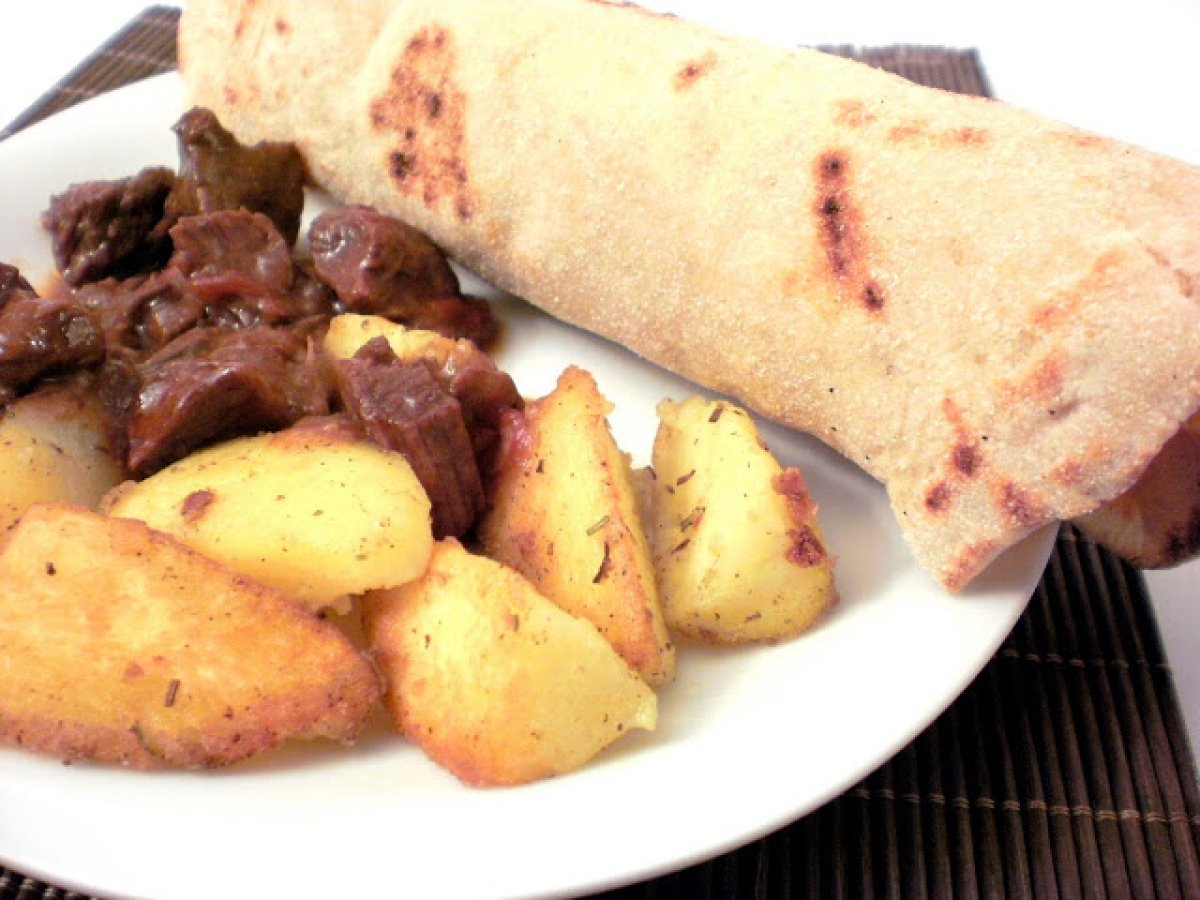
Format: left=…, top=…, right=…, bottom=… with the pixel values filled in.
left=850, top=785, right=1200, bottom=825
left=0, top=5, right=178, bottom=141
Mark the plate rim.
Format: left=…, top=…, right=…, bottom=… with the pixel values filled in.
left=0, top=71, right=1055, bottom=900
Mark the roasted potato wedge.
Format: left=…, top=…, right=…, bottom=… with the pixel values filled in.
left=103, top=418, right=432, bottom=611
left=478, top=366, right=675, bottom=686
left=0, top=381, right=125, bottom=532
left=364, top=539, right=656, bottom=786
left=0, top=503, right=381, bottom=768
left=645, top=396, right=836, bottom=643
left=324, top=312, right=459, bottom=365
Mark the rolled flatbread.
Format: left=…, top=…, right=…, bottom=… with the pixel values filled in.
left=178, top=0, right=1200, bottom=590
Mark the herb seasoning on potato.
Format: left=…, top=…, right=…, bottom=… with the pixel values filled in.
left=643, top=397, right=837, bottom=643
left=0, top=101, right=841, bottom=785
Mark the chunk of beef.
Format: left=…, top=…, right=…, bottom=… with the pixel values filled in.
left=184, top=269, right=320, bottom=332
left=0, top=263, right=103, bottom=400
left=169, top=210, right=322, bottom=330
left=74, top=269, right=202, bottom=353
left=166, top=107, right=307, bottom=245
left=289, top=259, right=341, bottom=320
left=0, top=264, right=32, bottom=298
left=308, top=205, right=497, bottom=346
left=433, top=339, right=523, bottom=469
left=93, top=347, right=142, bottom=464
left=407, top=294, right=498, bottom=349
left=124, top=324, right=331, bottom=477
left=309, top=205, right=458, bottom=309
left=335, top=337, right=485, bottom=538
left=41, top=167, right=176, bottom=286
left=169, top=210, right=294, bottom=289
left=74, top=212, right=338, bottom=355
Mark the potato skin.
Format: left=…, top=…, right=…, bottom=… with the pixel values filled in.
left=478, top=366, right=675, bottom=686
left=364, top=539, right=656, bottom=786
left=103, top=418, right=432, bottom=611
left=646, top=396, right=836, bottom=643
left=0, top=503, right=381, bottom=769
left=0, top=381, right=125, bottom=532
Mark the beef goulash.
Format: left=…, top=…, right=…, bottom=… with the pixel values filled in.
left=178, top=0, right=1200, bottom=590
left=3, top=105, right=514, bottom=541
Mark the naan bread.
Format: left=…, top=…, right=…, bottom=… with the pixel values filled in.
left=178, top=0, right=1200, bottom=590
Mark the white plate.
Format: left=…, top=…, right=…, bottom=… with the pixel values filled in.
left=0, top=71, right=1055, bottom=900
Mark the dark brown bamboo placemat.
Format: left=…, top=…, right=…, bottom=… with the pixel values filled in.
left=0, top=7, right=178, bottom=143
left=2, top=7, right=1198, bottom=899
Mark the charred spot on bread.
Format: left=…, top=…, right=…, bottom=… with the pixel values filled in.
left=1053, top=129, right=1106, bottom=150
left=232, top=0, right=260, bottom=41
left=997, top=481, right=1045, bottom=530
left=888, top=119, right=991, bottom=147
left=888, top=121, right=926, bottom=142
left=956, top=126, right=989, bottom=145
left=832, top=99, right=877, bottom=128
left=818, top=152, right=845, bottom=179
left=674, top=52, right=717, bottom=90
left=945, top=539, right=999, bottom=592
left=814, top=150, right=884, bottom=312
left=815, top=152, right=854, bottom=278
left=953, top=441, right=980, bottom=477
left=389, top=152, right=413, bottom=181
left=862, top=281, right=886, bottom=312
left=370, top=25, right=475, bottom=221
left=1052, top=457, right=1084, bottom=486
left=927, top=399, right=985, bottom=504
left=942, top=401, right=984, bottom=466
left=925, top=481, right=952, bottom=514
left=1019, top=355, right=1066, bottom=406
